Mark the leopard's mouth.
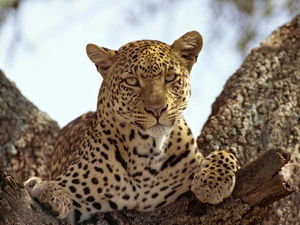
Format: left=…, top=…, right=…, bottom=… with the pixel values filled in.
left=133, top=120, right=170, bottom=133
left=134, top=122, right=171, bottom=137
left=134, top=120, right=168, bottom=129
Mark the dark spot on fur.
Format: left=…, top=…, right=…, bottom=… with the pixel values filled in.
left=109, top=200, right=118, bottom=210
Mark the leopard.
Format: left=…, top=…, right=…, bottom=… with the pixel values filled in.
left=24, top=31, right=239, bottom=224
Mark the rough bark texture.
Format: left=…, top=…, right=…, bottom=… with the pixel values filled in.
left=0, top=14, right=300, bottom=225
left=0, top=70, right=60, bottom=182
left=0, top=167, right=70, bottom=225
left=0, top=148, right=294, bottom=225
left=197, top=14, right=300, bottom=224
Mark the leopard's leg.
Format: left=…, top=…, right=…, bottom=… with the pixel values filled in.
left=191, top=150, right=239, bottom=204
left=24, top=177, right=72, bottom=219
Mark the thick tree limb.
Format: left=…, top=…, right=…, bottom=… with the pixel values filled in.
left=0, top=166, right=70, bottom=225
left=197, top=13, right=300, bottom=224
left=1, top=13, right=300, bottom=225
left=0, top=148, right=295, bottom=225
left=0, top=68, right=59, bottom=182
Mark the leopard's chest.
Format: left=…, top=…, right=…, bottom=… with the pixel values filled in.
left=80, top=123, right=200, bottom=211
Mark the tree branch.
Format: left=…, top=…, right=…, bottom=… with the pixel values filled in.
left=233, top=149, right=296, bottom=207
left=0, top=148, right=295, bottom=224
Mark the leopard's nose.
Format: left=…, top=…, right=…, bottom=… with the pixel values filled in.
left=145, top=105, right=168, bottom=118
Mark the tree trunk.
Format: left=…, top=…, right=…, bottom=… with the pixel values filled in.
left=197, top=13, right=300, bottom=225
left=0, top=14, right=299, bottom=225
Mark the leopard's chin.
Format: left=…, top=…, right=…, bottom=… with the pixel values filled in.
left=145, top=124, right=171, bottom=137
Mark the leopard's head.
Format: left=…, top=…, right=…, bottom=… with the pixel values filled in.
left=87, top=31, right=203, bottom=136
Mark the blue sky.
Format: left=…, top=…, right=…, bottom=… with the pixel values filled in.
left=0, top=0, right=294, bottom=136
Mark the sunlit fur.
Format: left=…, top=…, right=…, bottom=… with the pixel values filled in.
left=24, top=31, right=238, bottom=225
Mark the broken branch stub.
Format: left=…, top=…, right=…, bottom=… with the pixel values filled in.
left=233, top=149, right=296, bottom=207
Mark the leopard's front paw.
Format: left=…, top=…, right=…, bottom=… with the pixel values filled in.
left=191, top=150, right=239, bottom=204
left=25, top=177, right=72, bottom=219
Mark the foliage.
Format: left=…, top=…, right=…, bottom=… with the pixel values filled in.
left=0, top=0, right=299, bottom=58
left=210, top=0, right=300, bottom=54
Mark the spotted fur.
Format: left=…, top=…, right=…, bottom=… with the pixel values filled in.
left=25, top=31, right=239, bottom=224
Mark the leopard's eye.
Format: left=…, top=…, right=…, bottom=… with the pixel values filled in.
left=124, top=77, right=140, bottom=87
left=165, top=74, right=178, bottom=83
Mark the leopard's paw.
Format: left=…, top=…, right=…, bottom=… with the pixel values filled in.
left=25, top=177, right=71, bottom=219
left=191, top=150, right=239, bottom=204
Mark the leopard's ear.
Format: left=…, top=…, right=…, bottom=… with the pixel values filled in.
left=171, top=31, right=203, bottom=72
left=86, top=44, right=117, bottom=79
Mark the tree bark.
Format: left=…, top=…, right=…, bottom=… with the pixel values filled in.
left=1, top=14, right=300, bottom=225
left=197, top=13, right=300, bottom=224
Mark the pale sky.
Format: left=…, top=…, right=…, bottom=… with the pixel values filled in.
left=0, top=0, right=293, bottom=136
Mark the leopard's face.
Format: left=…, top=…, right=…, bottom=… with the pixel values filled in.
left=107, top=41, right=192, bottom=135
left=87, top=31, right=203, bottom=136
